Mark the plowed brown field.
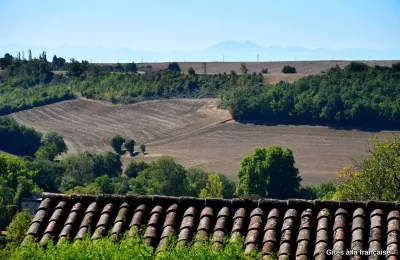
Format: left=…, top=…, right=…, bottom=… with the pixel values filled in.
left=11, top=98, right=399, bottom=185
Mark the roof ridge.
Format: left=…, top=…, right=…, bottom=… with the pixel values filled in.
left=42, top=192, right=400, bottom=209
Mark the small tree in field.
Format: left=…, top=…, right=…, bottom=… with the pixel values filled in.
left=240, top=63, right=248, bottom=74
left=124, top=139, right=136, bottom=155
left=111, top=135, right=125, bottom=154
left=140, top=144, right=146, bottom=155
left=282, top=65, right=297, bottom=73
left=187, top=66, right=195, bottom=76
left=202, top=62, right=207, bottom=74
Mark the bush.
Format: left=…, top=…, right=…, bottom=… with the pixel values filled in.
left=281, top=65, right=297, bottom=73
left=2, top=234, right=263, bottom=260
left=261, top=68, right=268, bottom=74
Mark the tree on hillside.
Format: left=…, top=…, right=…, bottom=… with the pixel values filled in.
left=240, top=63, right=248, bottom=74
left=333, top=136, right=400, bottom=201
left=281, top=65, right=297, bottom=73
left=236, top=146, right=301, bottom=199
left=199, top=174, right=223, bottom=198
left=124, top=139, right=136, bottom=155
left=187, top=66, right=196, bottom=76
left=35, top=143, right=58, bottom=161
left=41, top=132, right=68, bottom=154
left=28, top=50, right=32, bottom=61
left=111, top=135, right=125, bottom=154
left=202, top=62, right=207, bottom=74
left=140, top=144, right=146, bottom=155
left=167, top=62, right=181, bottom=72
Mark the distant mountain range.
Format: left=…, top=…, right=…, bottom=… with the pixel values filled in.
left=1, top=41, right=400, bottom=63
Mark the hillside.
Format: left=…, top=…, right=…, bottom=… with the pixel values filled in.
left=11, top=98, right=399, bottom=185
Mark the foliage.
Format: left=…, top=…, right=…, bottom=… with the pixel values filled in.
left=261, top=68, right=268, bottom=74
left=34, top=142, right=58, bottom=161
left=223, top=62, right=400, bottom=128
left=240, top=63, right=248, bottom=74
left=40, top=131, right=67, bottom=155
left=124, top=161, right=150, bottom=178
left=129, top=156, right=188, bottom=196
left=0, top=154, right=41, bottom=225
left=185, top=167, right=210, bottom=197
left=60, top=153, right=95, bottom=192
left=111, top=135, right=125, bottom=154
left=0, top=56, right=73, bottom=115
left=1, top=234, right=263, bottom=260
left=333, top=135, right=400, bottom=201
left=5, top=210, right=32, bottom=248
left=103, top=152, right=122, bottom=178
left=167, top=62, right=181, bottom=72
left=140, top=144, right=146, bottom=154
left=199, top=174, right=223, bottom=198
left=236, top=146, right=301, bottom=199
left=187, top=66, right=195, bottom=76
left=0, top=116, right=42, bottom=156
left=281, top=65, right=297, bottom=73
left=298, top=182, right=336, bottom=200
left=125, top=139, right=136, bottom=155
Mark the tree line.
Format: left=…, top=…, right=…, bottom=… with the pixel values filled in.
left=222, top=62, right=400, bottom=128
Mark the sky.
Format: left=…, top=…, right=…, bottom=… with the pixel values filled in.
left=1, top=0, right=400, bottom=51
left=1, top=0, right=400, bottom=62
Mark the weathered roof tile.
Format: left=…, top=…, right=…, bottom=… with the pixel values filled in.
left=22, top=192, right=400, bottom=259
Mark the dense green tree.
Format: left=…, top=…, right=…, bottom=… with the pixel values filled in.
left=124, top=62, right=137, bottom=73
left=185, top=167, right=209, bottom=197
left=28, top=159, right=64, bottom=192
left=124, top=161, right=149, bottom=178
left=129, top=156, right=188, bottom=196
left=103, top=152, right=122, bottom=178
left=40, top=132, right=68, bottom=155
left=0, top=154, right=40, bottom=224
left=60, top=153, right=95, bottom=192
left=199, top=174, right=223, bottom=198
left=333, top=136, right=400, bottom=201
left=124, top=139, right=136, bottom=155
left=111, top=135, right=125, bottom=154
left=282, top=65, right=297, bottom=73
left=0, top=117, right=42, bottom=156
left=236, top=146, right=301, bottom=199
left=34, top=143, right=58, bottom=161
left=5, top=211, right=32, bottom=248
left=167, top=62, right=181, bottom=72
left=187, top=67, right=195, bottom=76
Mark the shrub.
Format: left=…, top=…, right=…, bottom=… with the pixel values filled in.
left=281, top=65, right=297, bottom=73
left=261, top=68, right=268, bottom=74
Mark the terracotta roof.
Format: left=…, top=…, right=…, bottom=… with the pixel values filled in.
left=23, top=192, right=400, bottom=259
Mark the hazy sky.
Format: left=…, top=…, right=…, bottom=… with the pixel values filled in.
left=1, top=0, right=400, bottom=52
